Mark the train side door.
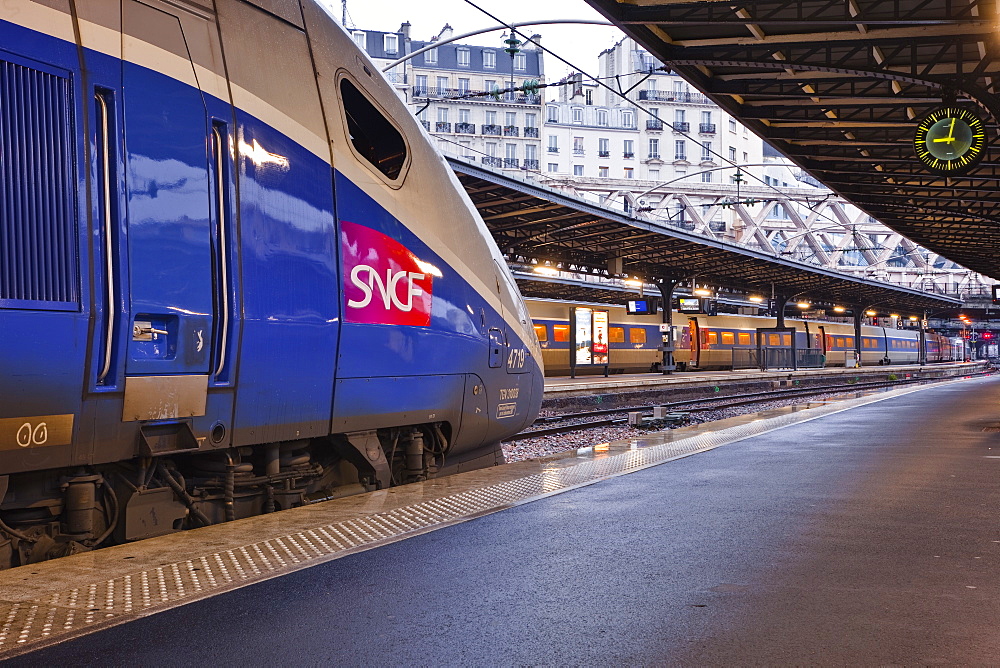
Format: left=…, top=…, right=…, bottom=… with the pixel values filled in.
left=818, top=326, right=828, bottom=354
left=121, top=1, right=214, bottom=386
left=688, top=318, right=700, bottom=368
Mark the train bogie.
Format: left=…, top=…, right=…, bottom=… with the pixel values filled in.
left=0, top=0, right=542, bottom=568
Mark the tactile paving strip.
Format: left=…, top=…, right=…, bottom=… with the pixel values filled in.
left=0, top=383, right=945, bottom=657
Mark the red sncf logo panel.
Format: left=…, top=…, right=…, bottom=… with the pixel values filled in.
left=341, top=221, right=434, bottom=326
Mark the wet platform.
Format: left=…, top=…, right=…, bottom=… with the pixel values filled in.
left=4, top=373, right=1000, bottom=663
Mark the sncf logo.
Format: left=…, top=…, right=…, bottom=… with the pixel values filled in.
left=341, top=221, right=434, bottom=326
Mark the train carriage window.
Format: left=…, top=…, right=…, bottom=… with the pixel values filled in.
left=553, top=325, right=569, bottom=342
left=846, top=337, right=854, bottom=347
left=706, top=332, right=718, bottom=344
left=609, top=327, right=625, bottom=343
left=339, top=78, right=407, bottom=179
left=836, top=337, right=844, bottom=347
left=629, top=328, right=646, bottom=344
left=767, top=333, right=778, bottom=346
left=782, top=334, right=791, bottom=346
left=721, top=332, right=735, bottom=345
left=737, top=332, right=751, bottom=345
left=533, top=324, right=547, bottom=342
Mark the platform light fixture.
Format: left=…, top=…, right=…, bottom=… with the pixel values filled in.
left=909, top=316, right=919, bottom=321
left=796, top=301, right=810, bottom=309
left=534, top=264, right=559, bottom=276
left=748, top=295, right=764, bottom=303
left=865, top=309, right=877, bottom=316
left=693, top=288, right=712, bottom=296
left=890, top=313, right=899, bottom=318
left=833, top=306, right=846, bottom=313
left=623, top=278, right=644, bottom=288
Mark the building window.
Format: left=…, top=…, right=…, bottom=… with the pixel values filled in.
left=729, top=118, right=737, bottom=132
left=646, top=78, right=657, bottom=91
left=424, top=47, right=438, bottom=64
left=483, top=49, right=496, bottom=69
left=744, top=152, right=749, bottom=163
left=415, top=74, right=428, bottom=95
left=701, top=111, right=712, bottom=125
left=572, top=107, right=583, bottom=124
left=505, top=111, right=517, bottom=127
left=702, top=170, right=712, bottom=183
left=458, top=109, right=470, bottom=123
left=573, top=165, right=584, bottom=176
left=458, top=78, right=470, bottom=95
left=648, top=138, right=659, bottom=158
left=675, top=140, right=686, bottom=161
left=460, top=140, right=472, bottom=157
left=623, top=139, right=634, bottom=158
left=624, top=167, right=634, bottom=179
left=649, top=169, right=659, bottom=180
left=729, top=146, right=737, bottom=161
left=352, top=31, right=366, bottom=49
left=599, top=166, right=609, bottom=177
left=585, top=90, right=593, bottom=105
left=548, top=135, right=558, bottom=152
left=514, top=52, right=526, bottom=70
left=525, top=144, right=537, bottom=160
left=384, top=34, right=398, bottom=54
left=701, top=141, right=711, bottom=161
left=622, top=110, right=634, bottom=128
left=597, top=109, right=608, bottom=126
left=598, top=138, right=609, bottom=156
left=457, top=47, right=470, bottom=67
left=485, top=110, right=497, bottom=125
left=573, top=136, right=584, bottom=155
left=673, top=80, right=686, bottom=94
left=547, top=106, right=558, bottom=122
left=485, top=142, right=497, bottom=157
left=674, top=109, right=685, bottom=124
left=436, top=76, right=448, bottom=94
left=526, top=113, right=537, bottom=128
left=505, top=143, right=517, bottom=159
left=437, top=107, right=448, bottom=122
left=548, top=163, right=558, bottom=172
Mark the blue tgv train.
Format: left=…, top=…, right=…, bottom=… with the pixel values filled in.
left=0, top=0, right=542, bottom=568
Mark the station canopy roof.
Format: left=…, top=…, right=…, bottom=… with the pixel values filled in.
left=583, top=0, right=1000, bottom=279
left=450, top=158, right=959, bottom=313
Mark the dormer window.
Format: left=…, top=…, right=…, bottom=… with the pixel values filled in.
left=483, top=50, right=496, bottom=69
left=352, top=31, right=366, bottom=49
left=383, top=34, right=398, bottom=54
left=457, top=47, right=470, bottom=67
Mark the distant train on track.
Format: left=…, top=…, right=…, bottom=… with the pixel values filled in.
left=528, top=299, right=968, bottom=375
left=0, top=0, right=542, bottom=569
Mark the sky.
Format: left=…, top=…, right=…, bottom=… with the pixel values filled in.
left=318, top=0, right=627, bottom=79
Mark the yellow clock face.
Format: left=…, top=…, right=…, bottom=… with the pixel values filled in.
left=914, top=107, right=987, bottom=174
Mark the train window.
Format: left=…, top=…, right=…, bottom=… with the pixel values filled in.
left=768, top=333, right=780, bottom=346
left=835, top=337, right=844, bottom=347
left=629, top=328, right=647, bottom=344
left=738, top=332, right=751, bottom=345
left=339, top=78, right=407, bottom=179
left=721, top=332, right=735, bottom=345
left=533, top=324, right=547, bottom=342
left=609, top=327, right=625, bottom=343
left=553, top=325, right=569, bottom=342
left=707, top=332, right=718, bottom=344
left=846, top=337, right=853, bottom=347
left=782, top=334, right=791, bottom=346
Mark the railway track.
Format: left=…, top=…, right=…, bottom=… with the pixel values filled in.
left=508, top=371, right=993, bottom=441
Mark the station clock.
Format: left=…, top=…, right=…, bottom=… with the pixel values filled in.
left=913, top=106, right=987, bottom=175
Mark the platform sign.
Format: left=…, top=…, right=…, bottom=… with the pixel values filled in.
left=570, top=307, right=610, bottom=377
left=678, top=297, right=701, bottom=313
left=593, top=310, right=609, bottom=365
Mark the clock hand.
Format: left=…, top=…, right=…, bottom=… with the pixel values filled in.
left=933, top=136, right=956, bottom=143
left=947, top=116, right=956, bottom=139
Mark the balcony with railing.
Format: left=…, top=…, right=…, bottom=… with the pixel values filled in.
left=598, top=150, right=610, bottom=158
left=547, top=146, right=559, bottom=153
left=646, top=152, right=661, bottom=161
left=455, top=122, right=476, bottom=134
left=435, top=121, right=452, bottom=133
left=699, top=123, right=717, bottom=134
left=503, top=158, right=520, bottom=169
left=482, top=124, right=502, bottom=136
left=523, top=159, right=539, bottom=170
left=413, top=85, right=541, bottom=105
left=646, top=119, right=664, bottom=131
left=674, top=152, right=688, bottom=161
left=523, top=126, right=539, bottom=138
left=573, top=148, right=585, bottom=156
left=623, top=151, right=634, bottom=158
left=481, top=156, right=503, bottom=168
left=420, top=120, right=430, bottom=131
left=672, top=121, right=690, bottom=133
left=503, top=125, right=519, bottom=137
left=638, top=90, right=712, bottom=104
